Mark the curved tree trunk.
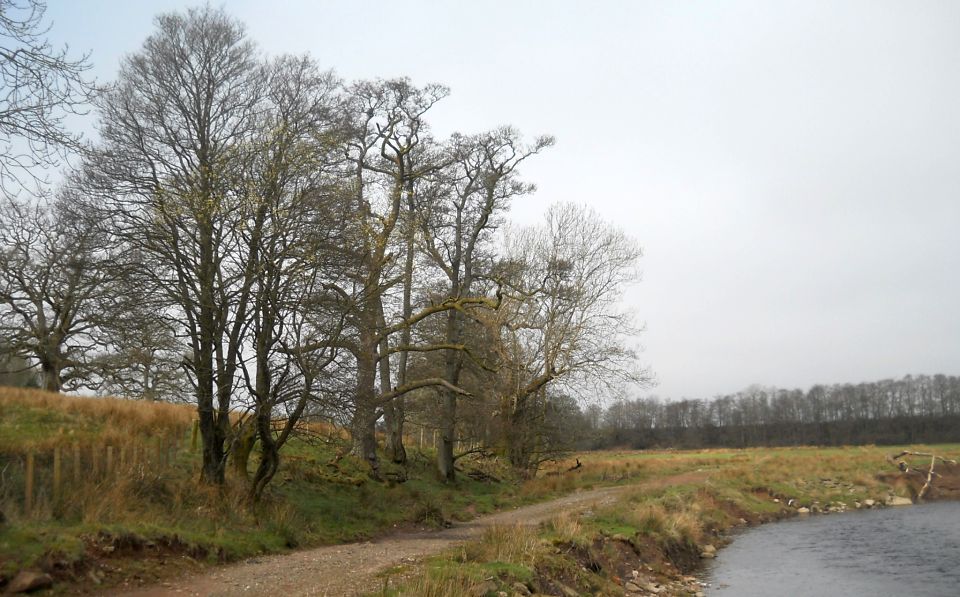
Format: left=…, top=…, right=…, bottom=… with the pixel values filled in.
left=250, top=408, right=279, bottom=501
left=232, top=421, right=257, bottom=481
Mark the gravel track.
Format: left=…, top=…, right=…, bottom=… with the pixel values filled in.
left=116, top=483, right=638, bottom=597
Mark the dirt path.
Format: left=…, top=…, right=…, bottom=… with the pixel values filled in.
left=115, top=482, right=651, bottom=597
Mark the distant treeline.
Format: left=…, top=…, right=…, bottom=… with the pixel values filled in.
left=586, top=374, right=960, bottom=449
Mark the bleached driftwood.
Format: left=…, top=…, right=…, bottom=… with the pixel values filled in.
left=888, top=451, right=958, bottom=499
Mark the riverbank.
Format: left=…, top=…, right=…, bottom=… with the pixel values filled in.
left=378, top=445, right=960, bottom=596
left=2, top=390, right=957, bottom=595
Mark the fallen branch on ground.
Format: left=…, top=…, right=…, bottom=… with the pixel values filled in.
left=452, top=445, right=494, bottom=462
left=887, top=451, right=958, bottom=499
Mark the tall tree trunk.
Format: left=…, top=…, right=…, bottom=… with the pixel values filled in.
left=377, top=299, right=401, bottom=463
left=505, top=396, right=532, bottom=473
left=381, top=240, right=412, bottom=465
left=437, top=308, right=464, bottom=481
left=350, top=402, right=380, bottom=479
left=250, top=303, right=281, bottom=500
left=388, top=190, right=416, bottom=465
left=351, top=309, right=381, bottom=479
left=40, top=360, right=61, bottom=393
left=250, top=406, right=279, bottom=501
left=197, top=223, right=226, bottom=484
left=438, top=387, right=457, bottom=481
left=233, top=421, right=256, bottom=481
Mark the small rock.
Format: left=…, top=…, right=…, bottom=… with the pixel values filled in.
left=797, top=507, right=810, bottom=514
left=511, top=581, right=531, bottom=596
left=470, top=579, right=498, bottom=597
left=6, top=570, right=54, bottom=593
left=624, top=580, right=643, bottom=593
left=887, top=496, right=913, bottom=507
left=864, top=499, right=876, bottom=508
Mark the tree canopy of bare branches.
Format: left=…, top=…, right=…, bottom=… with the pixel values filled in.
left=0, top=5, right=652, bottom=497
left=0, top=191, right=117, bottom=392
left=0, top=0, right=95, bottom=195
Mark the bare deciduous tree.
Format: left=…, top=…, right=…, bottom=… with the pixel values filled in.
left=84, top=6, right=264, bottom=484
left=420, top=127, right=554, bottom=480
left=497, top=203, right=648, bottom=472
left=0, top=191, right=116, bottom=392
left=237, top=55, right=349, bottom=500
left=96, top=295, right=188, bottom=402
left=333, top=78, right=454, bottom=478
left=0, top=0, right=95, bottom=194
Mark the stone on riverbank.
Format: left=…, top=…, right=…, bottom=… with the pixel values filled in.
left=886, top=496, right=913, bottom=506
left=6, top=570, right=53, bottom=593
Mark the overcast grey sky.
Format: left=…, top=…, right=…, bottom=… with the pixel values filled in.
left=48, top=1, right=960, bottom=399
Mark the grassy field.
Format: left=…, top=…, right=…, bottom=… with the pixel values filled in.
left=1, top=388, right=957, bottom=595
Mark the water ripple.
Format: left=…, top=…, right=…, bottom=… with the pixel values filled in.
left=706, top=501, right=960, bottom=597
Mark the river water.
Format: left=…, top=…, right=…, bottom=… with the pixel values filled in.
left=706, top=501, right=960, bottom=597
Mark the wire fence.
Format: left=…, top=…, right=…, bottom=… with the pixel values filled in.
left=0, top=428, right=194, bottom=520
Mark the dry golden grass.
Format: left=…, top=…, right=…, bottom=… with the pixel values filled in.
left=396, top=571, right=476, bottom=597
left=466, top=524, right=542, bottom=567
left=0, top=387, right=195, bottom=451
left=545, top=510, right=583, bottom=544
left=0, top=388, right=206, bottom=527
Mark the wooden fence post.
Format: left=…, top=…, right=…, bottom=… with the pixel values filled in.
left=72, top=442, right=80, bottom=484
left=53, top=446, right=62, bottom=503
left=106, top=446, right=114, bottom=475
left=191, top=420, right=199, bottom=452
left=91, top=444, right=100, bottom=479
left=119, top=445, right=127, bottom=471
left=24, top=452, right=35, bottom=516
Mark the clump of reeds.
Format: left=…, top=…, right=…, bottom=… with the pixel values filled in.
left=545, top=510, right=584, bottom=544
